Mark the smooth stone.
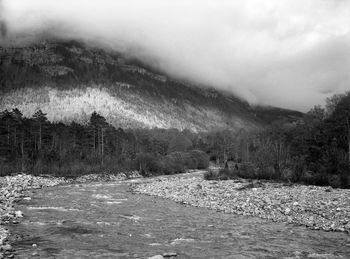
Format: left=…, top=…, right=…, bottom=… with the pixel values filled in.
left=148, top=255, right=164, bottom=259
left=0, top=244, right=12, bottom=251
left=163, top=252, right=177, bottom=257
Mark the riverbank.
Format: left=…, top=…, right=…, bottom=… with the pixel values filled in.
left=0, top=174, right=67, bottom=257
left=0, top=171, right=141, bottom=258
left=132, top=174, right=350, bottom=233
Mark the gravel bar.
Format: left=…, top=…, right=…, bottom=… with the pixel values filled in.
left=132, top=174, right=350, bottom=233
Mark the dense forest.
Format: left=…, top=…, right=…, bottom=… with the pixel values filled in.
left=0, top=109, right=211, bottom=177
left=206, top=92, right=350, bottom=188
left=1, top=92, right=350, bottom=188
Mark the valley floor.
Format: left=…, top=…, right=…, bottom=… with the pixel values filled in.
left=1, top=171, right=349, bottom=257
left=132, top=172, right=350, bottom=233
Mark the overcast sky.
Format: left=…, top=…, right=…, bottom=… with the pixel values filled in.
left=1, top=0, right=350, bottom=111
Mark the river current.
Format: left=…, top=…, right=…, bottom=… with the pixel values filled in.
left=10, top=177, right=350, bottom=258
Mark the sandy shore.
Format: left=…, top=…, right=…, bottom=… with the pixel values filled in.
left=132, top=173, right=350, bottom=233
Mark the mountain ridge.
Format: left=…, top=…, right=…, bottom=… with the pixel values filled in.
left=0, top=40, right=302, bottom=131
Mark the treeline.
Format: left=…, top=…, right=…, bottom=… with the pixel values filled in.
left=207, top=92, right=350, bottom=188
left=2, top=92, right=350, bottom=188
left=0, top=109, right=209, bottom=176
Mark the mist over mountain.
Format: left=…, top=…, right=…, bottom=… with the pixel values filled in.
left=0, top=40, right=304, bottom=132
left=0, top=40, right=253, bottom=131
left=1, top=0, right=349, bottom=111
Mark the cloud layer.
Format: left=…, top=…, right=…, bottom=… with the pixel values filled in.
left=1, top=0, right=350, bottom=111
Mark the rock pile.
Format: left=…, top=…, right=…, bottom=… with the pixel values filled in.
left=133, top=175, right=350, bottom=233
left=73, top=171, right=141, bottom=183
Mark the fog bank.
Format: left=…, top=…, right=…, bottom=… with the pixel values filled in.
left=1, top=0, right=350, bottom=111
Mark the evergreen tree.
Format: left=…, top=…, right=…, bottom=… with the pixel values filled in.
left=32, top=109, right=48, bottom=152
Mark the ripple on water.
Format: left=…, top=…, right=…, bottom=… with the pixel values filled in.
left=119, top=214, right=142, bottom=221
left=52, top=225, right=97, bottom=235
left=92, top=194, right=112, bottom=199
left=171, top=238, right=196, bottom=245
left=12, top=180, right=350, bottom=258
left=104, top=201, right=123, bottom=205
left=23, top=221, right=48, bottom=226
left=104, top=198, right=128, bottom=205
left=27, top=206, right=80, bottom=212
left=149, top=243, right=164, bottom=246
left=96, top=222, right=111, bottom=226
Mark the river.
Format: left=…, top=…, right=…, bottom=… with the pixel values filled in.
left=9, top=176, right=350, bottom=258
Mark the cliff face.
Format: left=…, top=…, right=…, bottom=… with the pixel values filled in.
left=0, top=40, right=298, bottom=131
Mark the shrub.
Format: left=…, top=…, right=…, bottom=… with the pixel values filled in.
left=236, top=163, right=257, bottom=179
left=203, top=168, right=238, bottom=181
left=256, top=166, right=279, bottom=180
left=281, top=168, right=295, bottom=182
left=189, top=150, right=209, bottom=169
left=220, top=168, right=239, bottom=180
left=203, top=169, right=219, bottom=180
left=132, top=150, right=210, bottom=176
left=134, top=153, right=164, bottom=176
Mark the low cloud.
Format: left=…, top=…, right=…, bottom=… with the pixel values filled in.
left=1, top=0, right=350, bottom=111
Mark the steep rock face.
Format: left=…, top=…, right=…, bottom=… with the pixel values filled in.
left=0, top=40, right=289, bottom=131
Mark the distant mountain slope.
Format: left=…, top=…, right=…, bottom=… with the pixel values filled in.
left=253, top=106, right=304, bottom=124
left=0, top=40, right=302, bottom=131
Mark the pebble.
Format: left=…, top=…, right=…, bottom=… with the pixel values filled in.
left=0, top=244, right=12, bottom=251
left=132, top=174, right=350, bottom=233
left=163, top=252, right=177, bottom=257
left=148, top=255, right=164, bottom=259
left=15, top=211, right=23, bottom=218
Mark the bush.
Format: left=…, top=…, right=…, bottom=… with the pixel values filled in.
left=189, top=150, right=209, bottom=169
left=165, top=152, right=188, bottom=174
left=300, top=170, right=350, bottom=188
left=202, top=168, right=238, bottom=181
left=235, top=163, right=257, bottom=179
left=203, top=169, right=219, bottom=180
left=133, top=150, right=210, bottom=176
left=218, top=168, right=239, bottom=180
left=281, top=168, right=295, bottom=182
left=300, top=171, right=330, bottom=186
left=134, top=153, right=164, bottom=176
left=203, top=164, right=285, bottom=182
left=256, top=166, right=280, bottom=180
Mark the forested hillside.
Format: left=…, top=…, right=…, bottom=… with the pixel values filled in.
left=0, top=40, right=267, bottom=131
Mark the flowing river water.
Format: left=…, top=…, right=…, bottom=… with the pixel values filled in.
left=9, top=176, right=350, bottom=258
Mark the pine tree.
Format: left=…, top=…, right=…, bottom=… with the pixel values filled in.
left=32, top=109, right=48, bottom=152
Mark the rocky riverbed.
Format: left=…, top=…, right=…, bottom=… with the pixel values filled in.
left=0, top=174, right=67, bottom=258
left=132, top=174, right=350, bottom=234
left=0, top=171, right=141, bottom=258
